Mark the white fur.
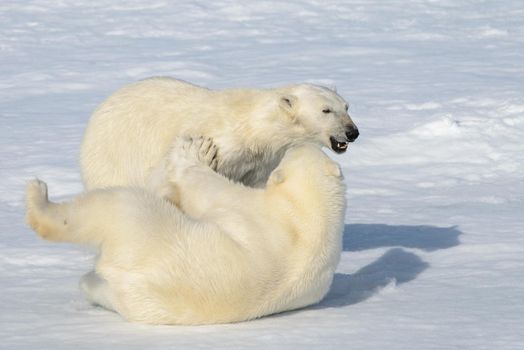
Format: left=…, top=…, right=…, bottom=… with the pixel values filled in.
left=26, top=142, right=346, bottom=325
left=80, top=77, right=356, bottom=188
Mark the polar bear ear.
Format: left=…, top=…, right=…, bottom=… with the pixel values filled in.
left=280, top=95, right=298, bottom=117
left=268, top=169, right=286, bottom=185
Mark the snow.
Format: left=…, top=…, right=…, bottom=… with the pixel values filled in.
left=1, top=0, right=523, bottom=349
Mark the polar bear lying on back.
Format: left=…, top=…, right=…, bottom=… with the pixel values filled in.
left=26, top=139, right=346, bottom=325
left=80, top=77, right=358, bottom=189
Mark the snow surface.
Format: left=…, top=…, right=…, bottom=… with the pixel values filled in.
left=1, top=1, right=523, bottom=349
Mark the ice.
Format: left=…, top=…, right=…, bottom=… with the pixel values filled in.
left=1, top=0, right=524, bottom=349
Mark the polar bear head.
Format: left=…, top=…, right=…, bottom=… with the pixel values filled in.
left=279, top=84, right=359, bottom=154
left=265, top=145, right=346, bottom=243
left=267, top=144, right=346, bottom=197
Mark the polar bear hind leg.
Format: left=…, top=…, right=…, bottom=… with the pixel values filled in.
left=25, top=179, right=123, bottom=246
left=26, top=179, right=70, bottom=242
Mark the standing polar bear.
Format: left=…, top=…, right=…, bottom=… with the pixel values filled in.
left=26, top=140, right=346, bottom=325
left=80, top=77, right=358, bottom=189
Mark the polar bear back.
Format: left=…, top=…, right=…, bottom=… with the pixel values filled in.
left=80, top=77, right=290, bottom=189
left=81, top=78, right=212, bottom=189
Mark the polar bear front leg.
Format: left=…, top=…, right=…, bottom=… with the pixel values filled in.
left=166, top=136, right=219, bottom=181
left=146, top=137, right=218, bottom=205
left=165, top=136, right=251, bottom=218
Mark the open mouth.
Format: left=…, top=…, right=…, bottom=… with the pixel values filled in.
left=329, top=136, right=348, bottom=154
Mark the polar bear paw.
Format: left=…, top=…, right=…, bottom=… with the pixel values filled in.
left=26, top=179, right=49, bottom=210
left=167, top=136, right=218, bottom=179
left=25, top=179, right=50, bottom=234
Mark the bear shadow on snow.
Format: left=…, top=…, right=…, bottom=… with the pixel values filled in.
left=342, top=223, right=462, bottom=252
left=314, top=224, right=462, bottom=309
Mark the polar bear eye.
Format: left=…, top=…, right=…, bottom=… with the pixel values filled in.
left=322, top=108, right=332, bottom=114
left=345, top=104, right=349, bottom=111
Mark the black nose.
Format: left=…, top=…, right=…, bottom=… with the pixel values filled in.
left=345, top=127, right=359, bottom=142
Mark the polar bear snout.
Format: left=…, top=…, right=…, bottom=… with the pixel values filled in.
left=345, top=125, right=359, bottom=142
left=329, top=136, right=348, bottom=153
left=329, top=125, right=359, bottom=153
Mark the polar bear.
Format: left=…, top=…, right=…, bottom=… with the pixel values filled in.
left=80, top=77, right=358, bottom=189
left=26, top=139, right=346, bottom=325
